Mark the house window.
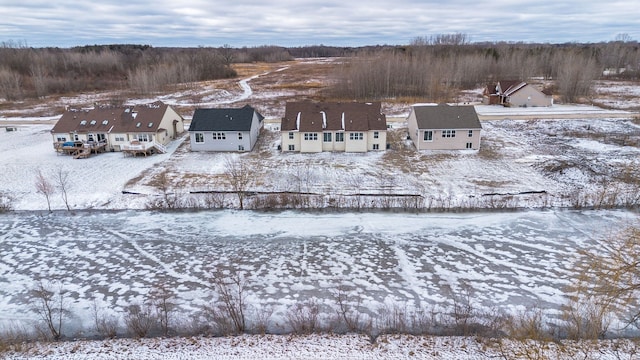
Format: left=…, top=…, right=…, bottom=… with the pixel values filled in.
left=195, top=133, right=204, bottom=143
left=468, top=130, right=473, bottom=137
left=115, top=135, right=125, bottom=142
left=373, top=131, right=379, bottom=139
left=466, top=142, right=473, bottom=149
left=213, top=132, right=226, bottom=140
left=335, top=132, right=344, bottom=142
left=442, top=130, right=456, bottom=138
left=288, top=132, right=294, bottom=139
left=349, top=132, right=364, bottom=140
left=323, top=132, right=332, bottom=142
left=74, top=134, right=79, bottom=141
left=137, top=134, right=151, bottom=142
left=56, top=136, right=66, bottom=142
left=304, top=133, right=318, bottom=141
left=423, top=130, right=433, bottom=141
left=88, top=133, right=95, bottom=142
left=288, top=144, right=295, bottom=151
left=373, top=144, right=379, bottom=150
left=238, top=132, right=243, bottom=140
left=238, top=145, right=245, bottom=151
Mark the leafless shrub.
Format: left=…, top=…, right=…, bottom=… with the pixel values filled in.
left=330, top=285, right=366, bottom=333
left=123, top=303, right=156, bottom=338
left=203, top=268, right=248, bottom=335
left=149, top=282, right=176, bottom=337
left=54, top=169, right=72, bottom=211
left=286, top=300, right=321, bottom=334
left=0, top=191, right=14, bottom=213
left=0, top=322, right=33, bottom=353
left=91, top=299, right=119, bottom=339
left=0, top=66, right=22, bottom=100
left=203, top=192, right=226, bottom=209
left=223, top=157, right=254, bottom=210
left=247, top=305, right=274, bottom=335
left=34, top=169, right=55, bottom=212
left=30, top=280, right=71, bottom=341
left=375, top=302, right=409, bottom=334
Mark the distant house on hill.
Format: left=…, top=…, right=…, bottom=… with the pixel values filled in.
left=280, top=101, right=387, bottom=153
left=188, top=105, right=264, bottom=152
left=407, top=104, right=482, bottom=150
left=483, top=80, right=553, bottom=107
left=51, top=101, right=185, bottom=157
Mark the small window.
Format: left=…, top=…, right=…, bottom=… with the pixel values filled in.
left=335, top=132, right=344, bottom=142
left=80, top=120, right=87, bottom=125
left=102, top=120, right=109, bottom=125
left=373, top=144, right=379, bottom=150
left=56, top=136, right=66, bottom=142
left=90, top=120, right=97, bottom=125
left=148, top=122, right=153, bottom=128
left=136, top=122, right=141, bottom=128
left=373, top=131, right=379, bottom=139
left=323, top=132, right=332, bottom=142
left=304, top=133, right=318, bottom=141
left=238, top=132, right=243, bottom=140
left=288, top=144, right=295, bottom=151
left=442, top=130, right=456, bottom=138
left=466, top=142, right=473, bottom=149
left=213, top=132, right=226, bottom=140
left=349, top=132, right=364, bottom=140
left=468, top=130, right=473, bottom=137
left=288, top=132, right=294, bottom=140
left=195, top=133, right=204, bottom=143
left=238, top=145, right=245, bottom=151
left=424, top=131, right=433, bottom=141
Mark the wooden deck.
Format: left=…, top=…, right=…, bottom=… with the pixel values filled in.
left=54, top=141, right=107, bottom=159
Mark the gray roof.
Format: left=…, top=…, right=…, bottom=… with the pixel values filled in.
left=189, top=105, right=263, bottom=132
left=411, top=104, right=481, bottom=130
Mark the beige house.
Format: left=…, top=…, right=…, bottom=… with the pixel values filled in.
left=51, top=101, right=185, bottom=156
left=483, top=80, right=553, bottom=107
left=407, top=104, right=482, bottom=150
left=280, top=101, right=387, bottom=153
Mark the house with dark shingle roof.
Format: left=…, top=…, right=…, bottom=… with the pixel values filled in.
left=407, top=104, right=482, bottom=150
left=483, top=80, right=553, bottom=107
left=280, top=101, right=387, bottom=153
left=188, top=105, right=264, bottom=152
left=51, top=101, right=185, bottom=155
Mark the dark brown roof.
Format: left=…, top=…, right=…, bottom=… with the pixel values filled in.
left=282, top=101, right=386, bottom=132
left=412, top=104, right=481, bottom=130
left=52, top=101, right=172, bottom=134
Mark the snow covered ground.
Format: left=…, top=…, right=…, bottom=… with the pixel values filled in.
left=1, top=59, right=640, bottom=358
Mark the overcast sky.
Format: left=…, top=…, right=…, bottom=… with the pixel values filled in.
left=1, top=0, right=638, bottom=48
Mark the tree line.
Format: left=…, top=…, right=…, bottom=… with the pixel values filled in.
left=329, top=39, right=640, bottom=103
left=2, top=37, right=639, bottom=102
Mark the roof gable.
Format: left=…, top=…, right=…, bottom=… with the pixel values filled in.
left=411, top=104, right=481, bottom=130
left=188, top=105, right=263, bottom=132
left=282, top=101, right=386, bottom=132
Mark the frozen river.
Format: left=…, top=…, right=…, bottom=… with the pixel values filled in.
left=0, top=209, right=637, bottom=334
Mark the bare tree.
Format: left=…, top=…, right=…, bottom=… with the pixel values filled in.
left=223, top=157, right=253, bottom=210
left=573, top=224, right=640, bottom=330
left=35, top=169, right=55, bottom=212
left=149, top=282, right=176, bottom=337
left=55, top=168, right=72, bottom=211
left=30, top=280, right=70, bottom=341
left=203, top=268, right=248, bottom=335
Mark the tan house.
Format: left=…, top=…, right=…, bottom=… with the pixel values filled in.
left=280, top=101, right=387, bottom=153
left=407, top=104, right=482, bottom=150
left=483, top=80, right=553, bottom=107
left=51, top=101, right=185, bottom=157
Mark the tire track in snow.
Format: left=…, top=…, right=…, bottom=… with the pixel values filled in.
left=104, top=229, right=212, bottom=289
left=389, top=242, right=424, bottom=308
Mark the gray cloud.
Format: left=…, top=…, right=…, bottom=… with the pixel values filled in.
left=1, top=0, right=638, bottom=47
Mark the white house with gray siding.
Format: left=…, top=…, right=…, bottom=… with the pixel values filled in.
left=189, top=105, right=264, bottom=152
left=407, top=104, right=482, bottom=151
